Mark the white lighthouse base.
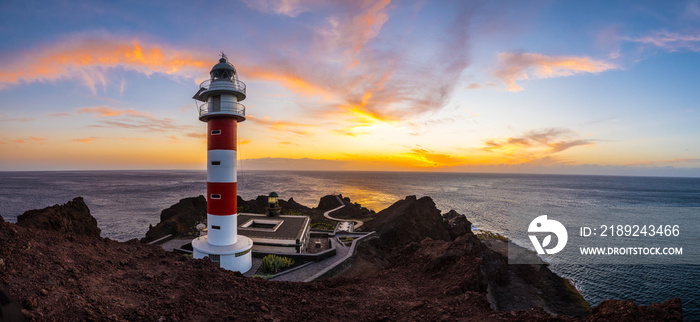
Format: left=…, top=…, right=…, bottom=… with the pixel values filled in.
left=192, top=235, right=253, bottom=273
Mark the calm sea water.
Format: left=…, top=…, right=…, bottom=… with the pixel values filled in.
left=0, top=170, right=698, bottom=319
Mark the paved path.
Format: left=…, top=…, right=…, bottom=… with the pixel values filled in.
left=323, top=195, right=364, bottom=229
left=268, top=236, right=352, bottom=282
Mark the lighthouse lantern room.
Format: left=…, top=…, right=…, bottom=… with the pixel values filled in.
left=191, top=54, right=253, bottom=273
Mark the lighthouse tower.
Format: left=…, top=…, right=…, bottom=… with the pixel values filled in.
left=191, top=54, right=253, bottom=273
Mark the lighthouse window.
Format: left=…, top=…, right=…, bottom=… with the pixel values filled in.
left=209, top=254, right=220, bottom=264
left=211, top=194, right=221, bottom=199
left=211, top=225, right=221, bottom=230
left=211, top=161, right=221, bottom=166
left=211, top=130, right=221, bottom=135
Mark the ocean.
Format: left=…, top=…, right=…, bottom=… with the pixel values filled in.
left=0, top=170, right=698, bottom=319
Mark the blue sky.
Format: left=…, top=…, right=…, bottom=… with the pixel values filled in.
left=0, top=0, right=699, bottom=176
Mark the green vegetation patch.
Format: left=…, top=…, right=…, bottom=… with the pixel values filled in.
left=475, top=230, right=510, bottom=241
left=253, top=274, right=274, bottom=279
left=261, top=254, right=295, bottom=274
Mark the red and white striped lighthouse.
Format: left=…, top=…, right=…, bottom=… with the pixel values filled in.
left=191, top=54, right=252, bottom=273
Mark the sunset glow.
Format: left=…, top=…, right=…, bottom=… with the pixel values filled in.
left=1, top=1, right=699, bottom=176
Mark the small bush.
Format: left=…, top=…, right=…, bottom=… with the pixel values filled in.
left=261, top=255, right=295, bottom=274
left=475, top=230, right=509, bottom=241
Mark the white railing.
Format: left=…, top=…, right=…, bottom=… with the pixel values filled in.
left=198, top=102, right=246, bottom=117
left=199, top=78, right=246, bottom=95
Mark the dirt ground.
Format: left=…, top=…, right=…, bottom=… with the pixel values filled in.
left=0, top=218, right=683, bottom=321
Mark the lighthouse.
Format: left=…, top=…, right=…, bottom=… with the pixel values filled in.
left=191, top=54, right=253, bottom=273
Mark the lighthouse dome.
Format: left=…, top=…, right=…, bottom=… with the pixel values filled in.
left=210, top=57, right=237, bottom=80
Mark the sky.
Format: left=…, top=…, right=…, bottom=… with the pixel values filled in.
left=1, top=0, right=699, bottom=176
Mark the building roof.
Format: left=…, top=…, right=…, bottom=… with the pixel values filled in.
left=238, top=213, right=310, bottom=241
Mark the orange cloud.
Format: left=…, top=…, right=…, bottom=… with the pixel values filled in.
left=77, top=106, right=191, bottom=134
left=248, top=115, right=314, bottom=136
left=78, top=106, right=153, bottom=118
left=350, top=0, right=391, bottom=54
left=494, top=52, right=617, bottom=91
left=481, top=128, right=595, bottom=164
left=14, top=137, right=46, bottom=144
left=401, top=146, right=467, bottom=168
left=78, top=106, right=123, bottom=117
left=0, top=34, right=208, bottom=93
left=72, top=137, right=99, bottom=144
left=243, top=67, right=333, bottom=99
left=185, top=132, right=207, bottom=139
left=238, top=1, right=467, bottom=134
left=334, top=81, right=401, bottom=136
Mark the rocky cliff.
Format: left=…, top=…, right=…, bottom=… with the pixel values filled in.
left=237, top=195, right=316, bottom=216
left=16, top=197, right=101, bottom=238
left=361, top=195, right=452, bottom=248
left=0, top=213, right=681, bottom=320
left=355, top=196, right=588, bottom=318
left=141, top=196, right=207, bottom=243
left=316, top=194, right=375, bottom=219
left=442, top=209, right=472, bottom=240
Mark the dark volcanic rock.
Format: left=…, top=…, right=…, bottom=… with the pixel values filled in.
left=590, top=297, right=683, bottom=321
left=442, top=209, right=472, bottom=240
left=361, top=195, right=451, bottom=249
left=316, top=194, right=342, bottom=211
left=17, top=197, right=101, bottom=237
left=316, top=194, right=375, bottom=219
left=237, top=195, right=316, bottom=216
left=142, top=196, right=206, bottom=242
left=352, top=197, right=591, bottom=318
left=479, top=240, right=591, bottom=318
left=0, top=195, right=683, bottom=321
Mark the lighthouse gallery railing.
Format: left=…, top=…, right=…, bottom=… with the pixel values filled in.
left=198, top=102, right=246, bottom=117
left=199, top=78, right=246, bottom=95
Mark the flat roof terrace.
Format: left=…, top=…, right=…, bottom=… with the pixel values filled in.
left=237, top=214, right=309, bottom=241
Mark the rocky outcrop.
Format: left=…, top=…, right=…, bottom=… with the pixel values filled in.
left=237, top=195, right=316, bottom=216
left=442, top=209, right=472, bottom=240
left=361, top=195, right=451, bottom=249
left=590, top=297, right=683, bottom=321
left=479, top=239, right=590, bottom=318
left=141, top=196, right=206, bottom=242
left=353, top=197, right=591, bottom=318
left=16, top=197, right=101, bottom=238
left=316, top=194, right=375, bottom=219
